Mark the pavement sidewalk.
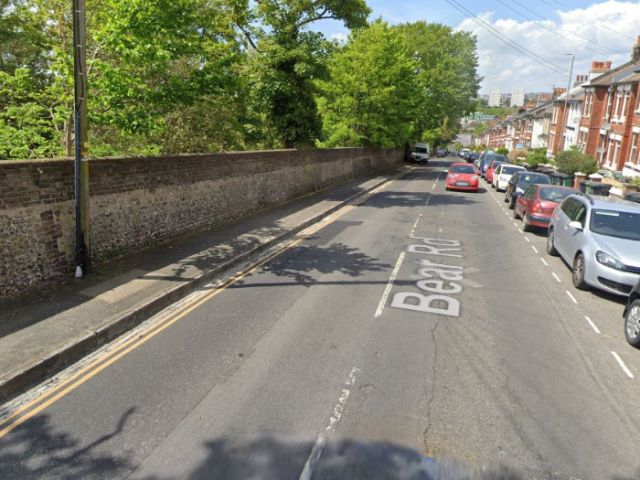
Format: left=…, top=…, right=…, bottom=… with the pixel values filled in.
left=0, top=165, right=405, bottom=402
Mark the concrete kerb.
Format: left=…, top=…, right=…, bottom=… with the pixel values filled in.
left=0, top=166, right=409, bottom=403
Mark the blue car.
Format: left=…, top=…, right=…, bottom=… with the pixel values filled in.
left=480, top=153, right=508, bottom=177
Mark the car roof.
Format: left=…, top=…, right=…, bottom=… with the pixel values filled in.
left=450, top=162, right=472, bottom=166
left=571, top=194, right=640, bottom=212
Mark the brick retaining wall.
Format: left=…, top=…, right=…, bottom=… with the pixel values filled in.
left=0, top=148, right=402, bottom=294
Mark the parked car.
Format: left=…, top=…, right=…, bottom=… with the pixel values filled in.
left=460, top=148, right=471, bottom=159
left=410, top=143, right=430, bottom=164
left=505, top=172, right=551, bottom=209
left=547, top=194, right=640, bottom=295
left=479, top=154, right=507, bottom=178
left=492, top=164, right=526, bottom=192
left=445, top=163, right=479, bottom=192
left=437, top=149, right=446, bottom=158
left=485, top=160, right=507, bottom=185
left=467, top=152, right=480, bottom=164
left=624, top=278, right=640, bottom=347
left=514, top=185, right=577, bottom=231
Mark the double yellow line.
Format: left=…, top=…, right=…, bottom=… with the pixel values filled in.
left=0, top=173, right=404, bottom=439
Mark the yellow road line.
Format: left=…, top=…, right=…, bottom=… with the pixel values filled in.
left=0, top=171, right=404, bottom=439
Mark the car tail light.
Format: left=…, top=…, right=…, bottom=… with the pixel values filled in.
left=532, top=202, right=542, bottom=213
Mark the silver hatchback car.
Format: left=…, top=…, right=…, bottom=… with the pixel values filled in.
left=547, top=194, right=640, bottom=296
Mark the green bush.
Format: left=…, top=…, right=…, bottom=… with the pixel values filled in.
left=496, top=147, right=509, bottom=156
left=555, top=148, right=599, bottom=175
left=526, top=153, right=547, bottom=168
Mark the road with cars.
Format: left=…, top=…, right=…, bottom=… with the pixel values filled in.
left=1, top=158, right=640, bottom=479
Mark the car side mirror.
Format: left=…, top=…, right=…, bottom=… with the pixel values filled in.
left=568, top=221, right=583, bottom=231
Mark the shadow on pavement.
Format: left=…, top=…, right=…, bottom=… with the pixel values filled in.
left=232, top=241, right=393, bottom=287
left=138, top=435, right=527, bottom=480
left=0, top=408, right=135, bottom=479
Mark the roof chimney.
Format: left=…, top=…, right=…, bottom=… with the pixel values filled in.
left=573, top=74, right=588, bottom=87
left=633, top=36, right=640, bottom=62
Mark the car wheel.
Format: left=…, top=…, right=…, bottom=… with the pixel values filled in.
left=547, top=228, right=559, bottom=256
left=513, top=206, right=520, bottom=220
left=504, top=193, right=509, bottom=203
left=508, top=196, right=516, bottom=210
left=522, top=214, right=531, bottom=232
left=572, top=253, right=590, bottom=290
left=625, top=299, right=640, bottom=348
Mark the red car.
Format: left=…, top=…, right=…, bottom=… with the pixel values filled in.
left=445, top=163, right=479, bottom=192
left=485, top=160, right=506, bottom=184
left=513, top=185, right=578, bottom=231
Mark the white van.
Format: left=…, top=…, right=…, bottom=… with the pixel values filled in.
left=410, top=143, right=430, bottom=164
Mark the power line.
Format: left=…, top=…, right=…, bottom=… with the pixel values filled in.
left=507, top=0, right=624, bottom=56
left=495, top=0, right=608, bottom=57
left=444, top=0, right=568, bottom=77
left=539, top=0, right=636, bottom=42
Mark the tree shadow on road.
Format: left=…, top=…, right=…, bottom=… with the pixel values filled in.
left=136, top=435, right=526, bottom=480
left=0, top=408, right=135, bottom=479
left=232, top=241, right=393, bottom=288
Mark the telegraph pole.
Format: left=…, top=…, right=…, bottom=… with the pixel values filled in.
left=73, top=0, right=90, bottom=276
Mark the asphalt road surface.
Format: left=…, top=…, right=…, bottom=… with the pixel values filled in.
left=2, top=158, right=640, bottom=480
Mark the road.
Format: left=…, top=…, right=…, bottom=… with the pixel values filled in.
left=1, top=158, right=640, bottom=479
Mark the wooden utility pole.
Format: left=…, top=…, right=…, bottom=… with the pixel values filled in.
left=73, top=0, right=90, bottom=276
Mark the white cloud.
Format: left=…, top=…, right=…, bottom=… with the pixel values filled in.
left=331, top=32, right=349, bottom=43
left=456, top=1, right=640, bottom=95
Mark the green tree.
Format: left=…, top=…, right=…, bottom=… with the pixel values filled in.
left=229, top=0, right=371, bottom=148
left=317, top=20, right=420, bottom=148
left=556, top=147, right=599, bottom=175
left=396, top=22, right=482, bottom=145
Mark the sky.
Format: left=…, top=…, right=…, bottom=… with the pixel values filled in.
left=312, top=0, right=640, bottom=95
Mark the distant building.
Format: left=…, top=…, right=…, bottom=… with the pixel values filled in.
left=488, top=87, right=501, bottom=107
left=511, top=88, right=525, bottom=107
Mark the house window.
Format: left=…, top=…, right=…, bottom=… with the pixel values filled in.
left=598, top=134, right=606, bottom=162
left=605, top=92, right=612, bottom=118
left=621, top=91, right=630, bottom=119
left=552, top=107, right=558, bottom=124
left=614, top=90, right=622, bottom=118
left=612, top=140, right=621, bottom=167
left=630, top=133, right=640, bottom=165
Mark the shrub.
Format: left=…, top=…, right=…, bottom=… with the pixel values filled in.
left=556, top=148, right=599, bottom=175
left=496, top=147, right=509, bottom=156
left=526, top=153, right=547, bottom=168
left=508, top=148, right=528, bottom=161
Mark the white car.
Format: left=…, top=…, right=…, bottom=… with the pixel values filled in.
left=492, top=164, right=526, bottom=192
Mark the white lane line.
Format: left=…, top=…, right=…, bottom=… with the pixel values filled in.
left=552, top=272, right=562, bottom=283
left=566, top=291, right=578, bottom=304
left=532, top=246, right=539, bottom=254
left=299, top=367, right=361, bottom=480
left=432, top=183, right=436, bottom=190
left=585, top=316, right=601, bottom=334
left=375, top=251, right=406, bottom=318
left=524, top=237, right=530, bottom=243
left=410, top=217, right=421, bottom=237
left=425, top=195, right=432, bottom=206
left=611, top=352, right=634, bottom=379
left=512, top=222, right=518, bottom=227
left=505, top=212, right=509, bottom=217
left=541, top=258, right=549, bottom=266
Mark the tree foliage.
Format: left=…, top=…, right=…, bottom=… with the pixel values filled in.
left=0, top=0, right=481, bottom=159
left=317, top=20, right=420, bottom=148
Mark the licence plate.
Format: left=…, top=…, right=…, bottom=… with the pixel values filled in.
left=455, top=181, right=470, bottom=187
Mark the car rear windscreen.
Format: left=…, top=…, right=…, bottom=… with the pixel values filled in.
left=450, top=165, right=476, bottom=174
left=519, top=174, right=550, bottom=184
left=413, top=147, right=427, bottom=154
left=484, top=154, right=506, bottom=163
left=501, top=166, right=522, bottom=175
left=539, top=187, right=575, bottom=202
